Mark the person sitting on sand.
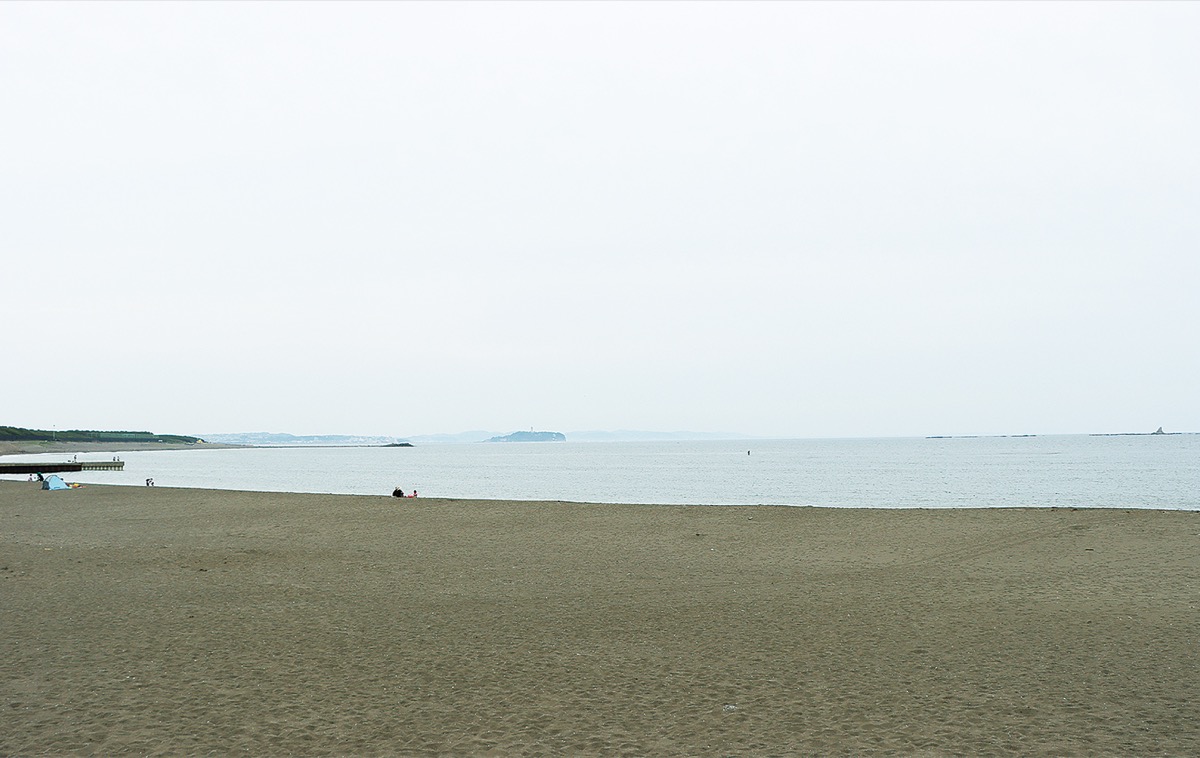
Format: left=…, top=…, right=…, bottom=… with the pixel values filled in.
left=392, top=487, right=405, bottom=498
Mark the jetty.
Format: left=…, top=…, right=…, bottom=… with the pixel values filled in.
left=0, top=460, right=125, bottom=475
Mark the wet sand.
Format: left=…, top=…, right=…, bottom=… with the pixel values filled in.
left=2, top=480, right=1197, bottom=756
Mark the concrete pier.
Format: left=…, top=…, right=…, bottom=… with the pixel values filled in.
left=0, top=460, right=125, bottom=475
left=80, top=460, right=125, bottom=471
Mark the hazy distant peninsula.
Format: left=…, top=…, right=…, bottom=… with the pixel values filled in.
left=202, top=432, right=409, bottom=447
left=405, top=429, right=752, bottom=445
left=203, top=429, right=747, bottom=448
left=485, top=431, right=566, bottom=443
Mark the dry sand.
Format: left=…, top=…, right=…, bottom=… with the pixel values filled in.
left=2, top=480, right=1197, bottom=756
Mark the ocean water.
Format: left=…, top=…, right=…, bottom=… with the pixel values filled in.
left=3, top=435, right=1197, bottom=509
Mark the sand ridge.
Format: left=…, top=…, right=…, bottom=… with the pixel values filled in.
left=2, top=480, right=1198, bottom=755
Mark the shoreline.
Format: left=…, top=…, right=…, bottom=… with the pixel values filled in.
left=4, top=479, right=1197, bottom=755
left=8, top=478, right=1196, bottom=512
left=5, top=477, right=1196, bottom=512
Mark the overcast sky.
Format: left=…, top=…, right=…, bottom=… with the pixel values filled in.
left=4, top=2, right=1198, bottom=439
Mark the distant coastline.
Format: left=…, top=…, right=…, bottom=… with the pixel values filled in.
left=0, top=441, right=424, bottom=457
left=929, top=429, right=1193, bottom=440
left=1089, top=432, right=1187, bottom=437
left=0, top=426, right=235, bottom=457
left=206, top=429, right=758, bottom=446
left=927, top=434, right=1039, bottom=439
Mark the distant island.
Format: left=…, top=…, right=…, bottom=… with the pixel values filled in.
left=485, top=431, right=566, bottom=443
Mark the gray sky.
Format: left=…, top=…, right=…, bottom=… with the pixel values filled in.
left=4, top=2, right=1198, bottom=439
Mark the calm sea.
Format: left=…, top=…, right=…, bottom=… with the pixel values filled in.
left=3, top=435, right=1197, bottom=509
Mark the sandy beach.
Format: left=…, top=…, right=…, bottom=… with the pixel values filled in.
left=2, top=480, right=1197, bottom=756
left=0, top=441, right=244, bottom=457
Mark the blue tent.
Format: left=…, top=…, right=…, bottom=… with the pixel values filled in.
left=42, top=475, right=70, bottom=491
